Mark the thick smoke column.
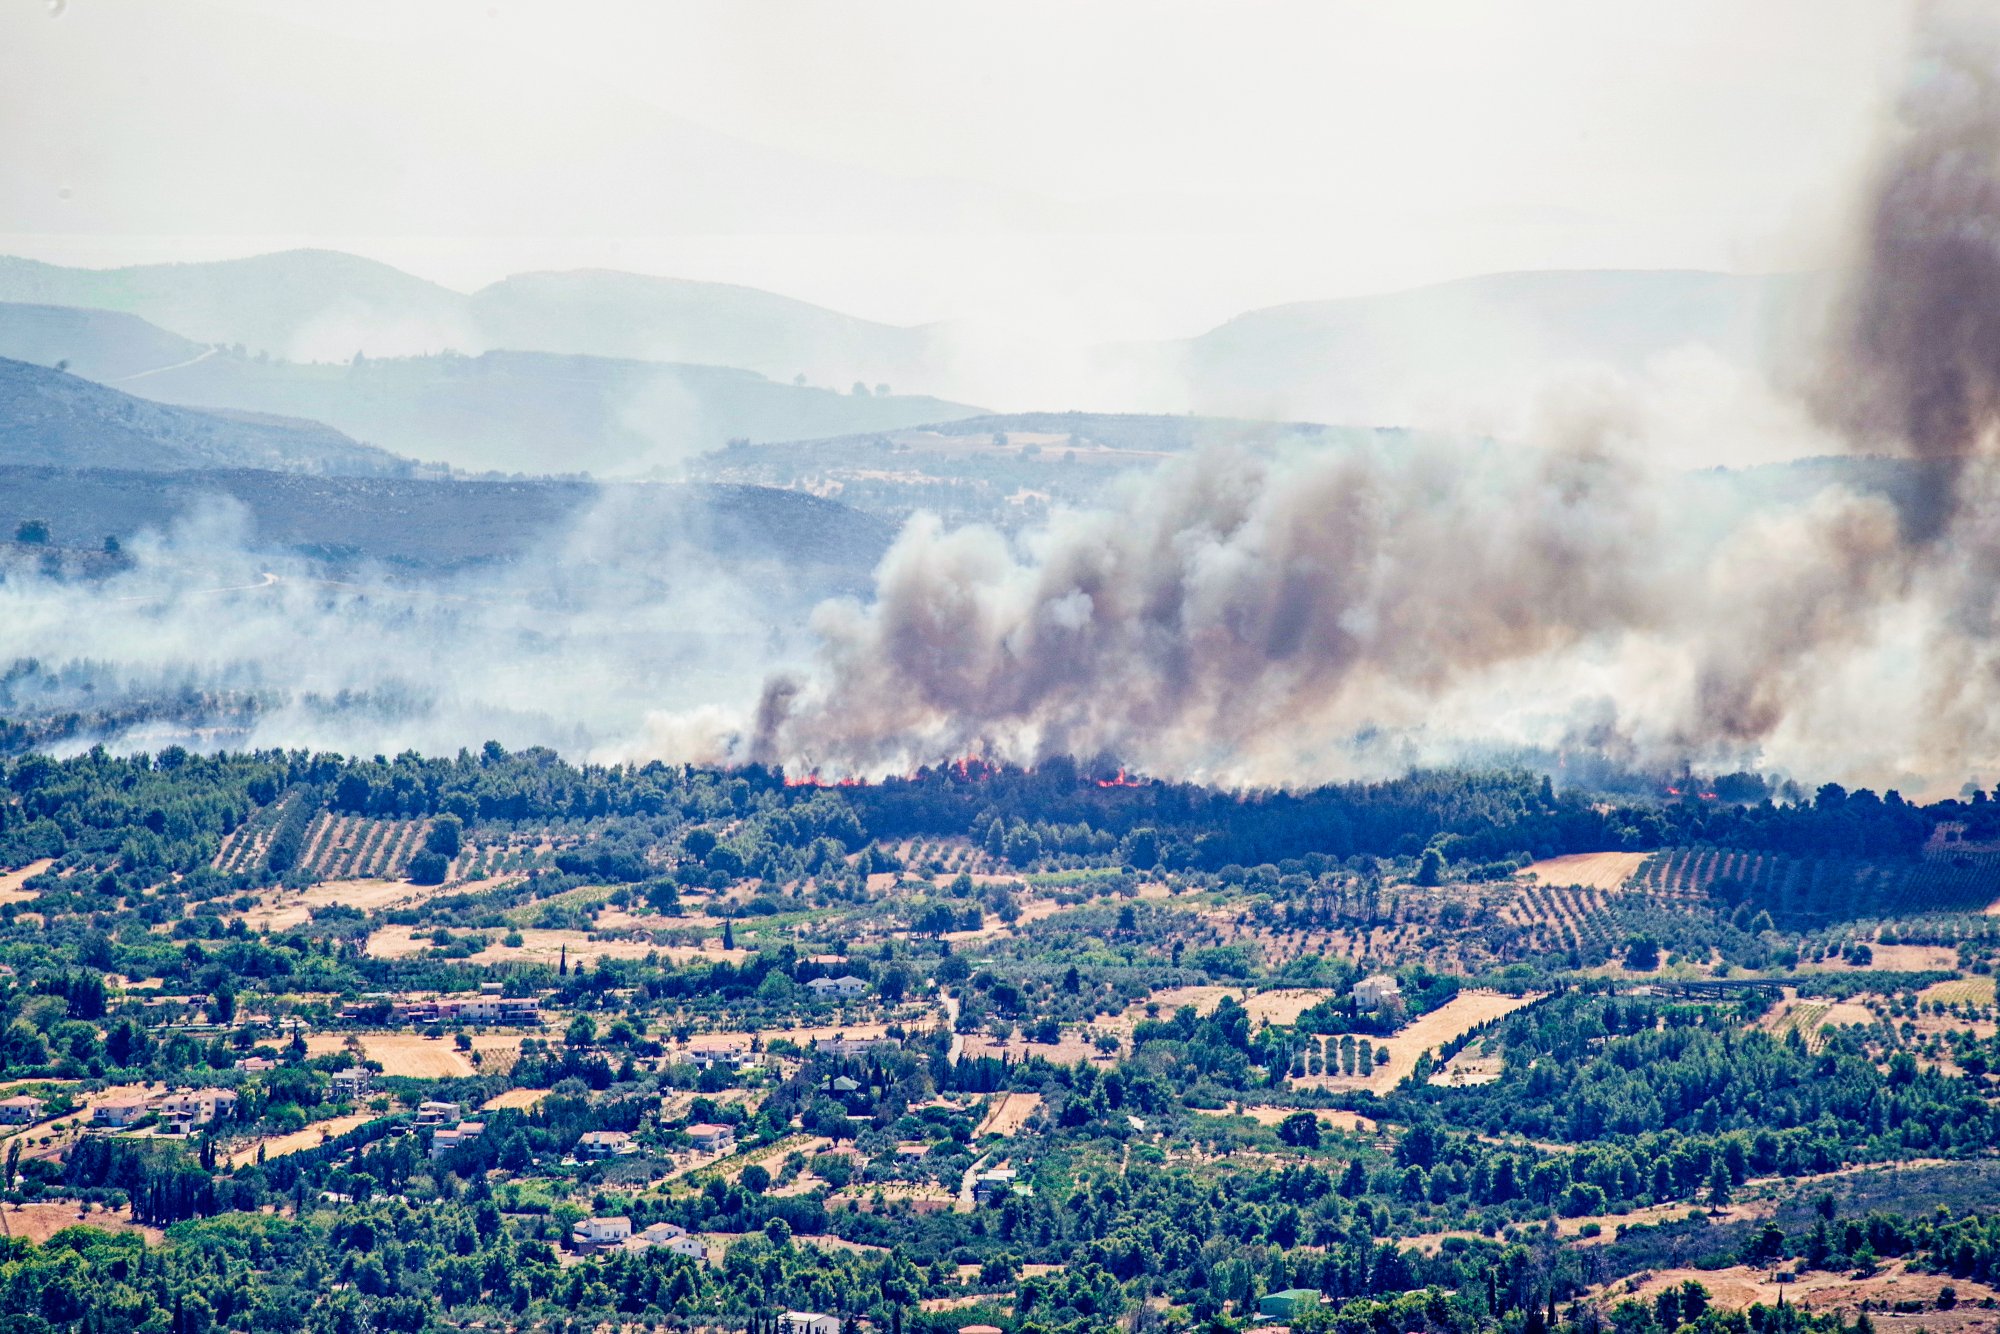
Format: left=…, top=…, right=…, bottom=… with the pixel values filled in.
left=1818, top=1, right=2000, bottom=536
left=747, top=5, right=2000, bottom=787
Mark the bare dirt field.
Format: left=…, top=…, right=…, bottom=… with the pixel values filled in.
left=227, top=1112, right=376, bottom=1167
left=242, top=877, right=445, bottom=931
left=481, top=1088, right=549, bottom=1113
left=0, top=860, right=53, bottom=904
left=302, top=1032, right=523, bottom=1078
left=975, top=1093, right=1042, bottom=1138
left=1798, top=943, right=1960, bottom=973
left=1296, top=991, right=1542, bottom=1095
left=1228, top=1105, right=1377, bottom=1135
left=1523, top=852, right=1647, bottom=890
left=960, top=1032, right=1109, bottom=1066
left=1597, top=1261, right=1995, bottom=1331
left=0, top=1201, right=163, bottom=1245
left=365, top=925, right=751, bottom=967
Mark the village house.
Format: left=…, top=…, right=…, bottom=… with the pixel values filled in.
left=685, top=1123, right=735, bottom=1154
left=572, top=1216, right=633, bottom=1253
left=1352, top=974, right=1402, bottom=1009
left=92, top=1098, right=152, bottom=1128
left=816, top=1035, right=901, bottom=1058
left=431, top=1121, right=485, bottom=1158
left=779, top=1315, right=841, bottom=1334
left=805, top=975, right=868, bottom=999
left=234, top=1056, right=276, bottom=1072
left=328, top=1068, right=372, bottom=1100
left=683, top=1040, right=749, bottom=1071
left=0, top=1095, right=40, bottom=1124
left=416, top=1100, right=461, bottom=1126
left=627, top=1224, right=706, bottom=1260
left=577, top=1130, right=634, bottom=1157
left=156, top=1089, right=239, bottom=1134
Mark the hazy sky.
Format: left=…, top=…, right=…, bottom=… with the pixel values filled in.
left=4, top=0, right=1911, bottom=339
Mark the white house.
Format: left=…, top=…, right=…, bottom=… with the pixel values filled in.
left=431, top=1121, right=485, bottom=1159
left=0, top=1096, right=40, bottom=1124
left=685, top=1123, right=735, bottom=1154
left=816, top=1036, right=901, bottom=1058
left=157, top=1089, right=239, bottom=1135
left=806, top=976, right=868, bottom=998
left=235, top=1056, right=276, bottom=1072
left=573, top=1216, right=633, bottom=1253
left=328, top=1068, right=371, bottom=1099
left=779, top=1315, right=841, bottom=1334
left=684, top=1041, right=749, bottom=1071
left=577, top=1130, right=634, bottom=1157
left=416, top=1100, right=461, bottom=1125
left=92, top=1098, right=152, bottom=1128
left=1353, top=974, right=1402, bottom=1009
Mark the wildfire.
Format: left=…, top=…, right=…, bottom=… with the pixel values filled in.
left=1096, top=767, right=1143, bottom=788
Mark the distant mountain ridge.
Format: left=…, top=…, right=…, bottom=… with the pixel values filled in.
left=0, top=250, right=1822, bottom=442
left=0, top=357, right=414, bottom=476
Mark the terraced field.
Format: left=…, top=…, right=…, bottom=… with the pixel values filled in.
left=1633, top=846, right=2000, bottom=927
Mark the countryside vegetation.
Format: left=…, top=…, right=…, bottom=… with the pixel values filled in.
left=0, top=746, right=1993, bottom=1334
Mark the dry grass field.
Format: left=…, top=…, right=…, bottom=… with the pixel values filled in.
left=302, top=1032, right=524, bottom=1078
left=365, top=925, right=751, bottom=967
left=241, top=877, right=442, bottom=931
left=1523, top=851, right=1647, bottom=890
left=226, top=1112, right=377, bottom=1167
left=1228, top=1105, right=1377, bottom=1135
left=481, top=1088, right=549, bottom=1113
left=1920, top=976, right=1998, bottom=1005
left=975, top=1092, right=1042, bottom=1138
left=1798, top=943, right=1960, bottom=973
left=0, top=1202, right=162, bottom=1245
left=1295, top=991, right=1542, bottom=1095
left=0, top=860, right=52, bottom=904
left=1597, top=1262, right=1995, bottom=1332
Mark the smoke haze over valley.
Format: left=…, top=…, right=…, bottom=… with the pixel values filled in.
left=7, top=1, right=2000, bottom=798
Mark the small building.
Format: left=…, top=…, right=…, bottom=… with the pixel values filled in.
left=816, top=1036, right=901, bottom=1058
left=577, top=1130, right=634, bottom=1157
left=806, top=975, right=868, bottom=999
left=235, top=1056, right=276, bottom=1072
left=572, top=1216, right=633, bottom=1253
left=685, top=1123, right=735, bottom=1154
left=156, top=1089, right=238, bottom=1134
left=1260, top=1289, right=1325, bottom=1319
left=1352, top=974, right=1402, bottom=1009
left=0, top=1096, right=40, bottom=1124
left=328, top=1068, right=371, bottom=1099
left=92, top=1098, right=152, bottom=1128
left=416, top=1100, right=461, bottom=1126
left=779, top=1315, right=841, bottom=1334
left=431, top=1121, right=485, bottom=1159
left=961, top=1326, right=1006, bottom=1334
left=632, top=1221, right=688, bottom=1244
left=662, top=1234, right=706, bottom=1260
left=684, top=1041, right=749, bottom=1070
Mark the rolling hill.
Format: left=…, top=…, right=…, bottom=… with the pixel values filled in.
left=0, top=357, right=414, bottom=476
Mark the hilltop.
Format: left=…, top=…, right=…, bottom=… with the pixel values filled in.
left=0, top=357, right=413, bottom=476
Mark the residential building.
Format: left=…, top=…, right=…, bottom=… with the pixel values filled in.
left=816, top=1036, right=901, bottom=1058
left=577, top=1130, right=634, bottom=1157
left=416, top=1100, right=461, bottom=1125
left=572, top=1216, right=633, bottom=1253
left=328, top=1068, right=371, bottom=1099
left=685, top=1123, right=735, bottom=1154
left=1353, top=974, right=1402, bottom=1009
left=93, top=1098, right=152, bottom=1128
left=235, top=1057, right=276, bottom=1072
left=156, top=1089, right=239, bottom=1134
left=779, top=1314, right=841, bottom=1334
left=806, top=975, right=867, bottom=998
left=0, top=1096, right=40, bottom=1124
left=684, top=1041, right=748, bottom=1070
left=1260, top=1289, right=1325, bottom=1319
left=431, top=1121, right=486, bottom=1158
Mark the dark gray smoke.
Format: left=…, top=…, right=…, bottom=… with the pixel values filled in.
left=735, top=6, right=2000, bottom=790
left=1817, top=2, right=2000, bottom=537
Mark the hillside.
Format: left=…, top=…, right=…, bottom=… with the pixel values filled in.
left=0, top=252, right=932, bottom=388
left=0, top=251, right=468, bottom=363
left=0, top=303, right=208, bottom=381
left=0, top=357, right=414, bottom=476
left=1095, top=268, right=1821, bottom=425
left=0, top=465, right=893, bottom=580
